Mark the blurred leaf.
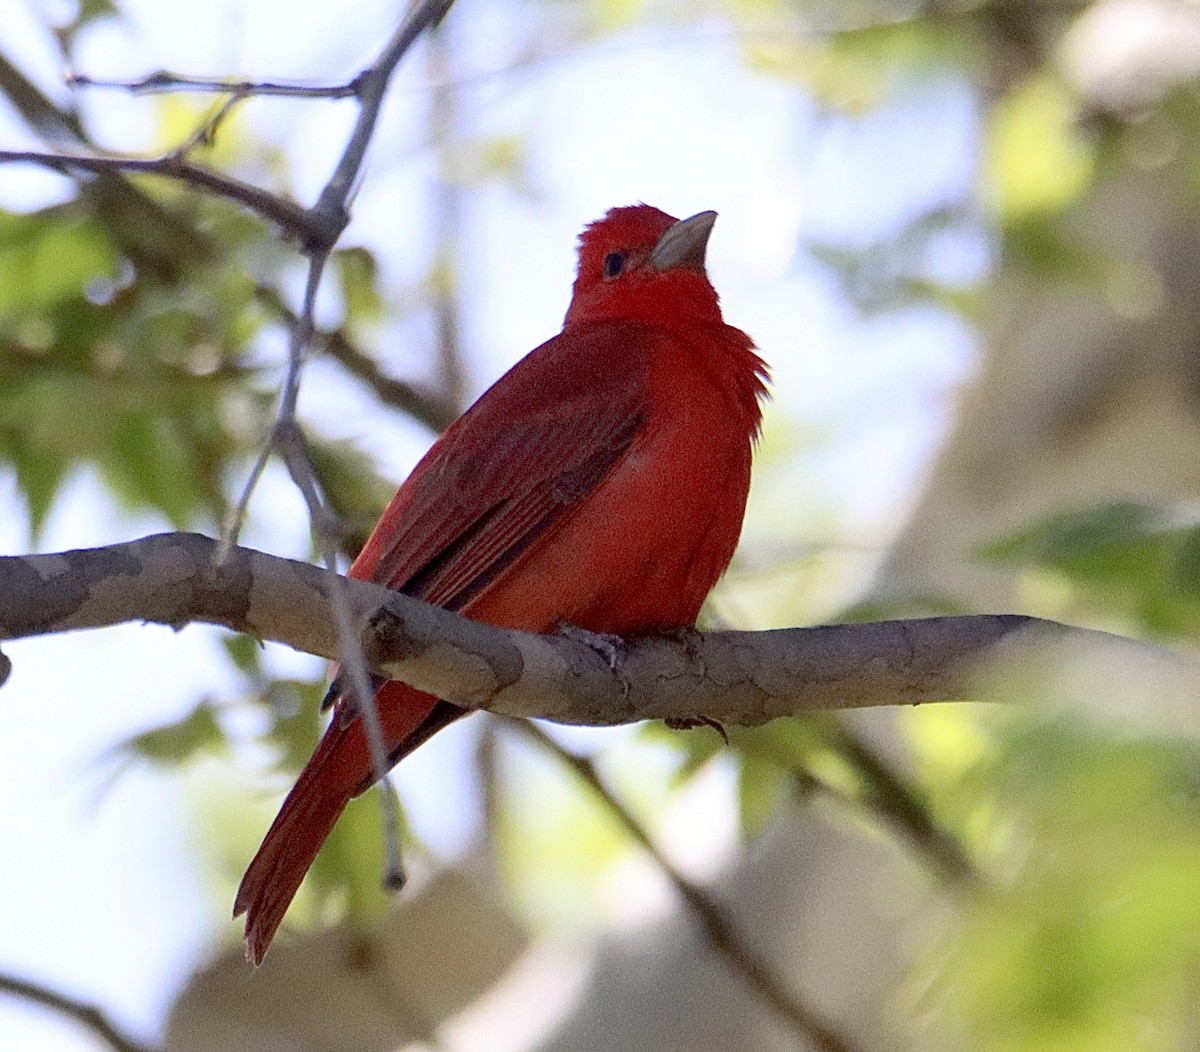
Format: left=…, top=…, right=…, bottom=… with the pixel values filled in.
left=0, top=191, right=272, bottom=537
left=985, top=74, right=1094, bottom=219
left=984, top=502, right=1163, bottom=570
left=335, top=247, right=385, bottom=325
left=222, top=633, right=264, bottom=676
left=0, top=208, right=117, bottom=311
left=983, top=502, right=1200, bottom=638
left=154, top=94, right=247, bottom=164
left=746, top=15, right=978, bottom=111
left=638, top=716, right=726, bottom=787
left=919, top=716, right=1200, bottom=1050
left=78, top=0, right=118, bottom=23
left=309, top=785, right=402, bottom=929
left=497, top=737, right=633, bottom=934
left=121, top=700, right=225, bottom=765
left=725, top=718, right=972, bottom=878
left=443, top=135, right=533, bottom=194
left=591, top=0, right=647, bottom=30
left=306, top=435, right=395, bottom=557
left=1174, top=527, right=1200, bottom=599
left=257, top=677, right=330, bottom=774
left=1000, top=214, right=1105, bottom=281
left=736, top=751, right=789, bottom=838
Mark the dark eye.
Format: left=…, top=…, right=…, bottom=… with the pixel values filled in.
left=603, top=252, right=626, bottom=279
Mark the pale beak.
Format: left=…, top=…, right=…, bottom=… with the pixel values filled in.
left=649, top=210, right=717, bottom=273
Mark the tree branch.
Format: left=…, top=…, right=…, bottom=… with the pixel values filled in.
left=0, top=533, right=1144, bottom=726
left=304, top=0, right=457, bottom=252
left=0, top=0, right=457, bottom=253
left=520, top=722, right=861, bottom=1052
left=0, top=148, right=313, bottom=240
left=252, top=283, right=458, bottom=431
left=0, top=971, right=155, bottom=1052
left=67, top=69, right=365, bottom=99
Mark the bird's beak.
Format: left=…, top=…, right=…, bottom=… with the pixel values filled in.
left=649, top=210, right=717, bottom=273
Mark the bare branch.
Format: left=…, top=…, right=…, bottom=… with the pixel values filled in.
left=200, top=0, right=457, bottom=877
left=0, top=971, right=155, bottom=1052
left=1, top=0, right=458, bottom=254
left=0, top=148, right=311, bottom=239
left=240, top=254, right=410, bottom=883
left=251, top=284, right=457, bottom=431
left=67, top=69, right=364, bottom=100
left=520, top=722, right=861, bottom=1052
left=0, top=534, right=1150, bottom=728
left=306, top=0, right=458, bottom=252
left=223, top=0, right=461, bottom=531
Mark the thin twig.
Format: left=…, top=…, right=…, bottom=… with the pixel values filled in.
left=517, top=722, right=863, bottom=1052
left=249, top=284, right=457, bottom=432
left=168, top=92, right=245, bottom=157
left=225, top=0, right=460, bottom=544
left=0, top=149, right=311, bottom=239
left=427, top=20, right=468, bottom=414
left=827, top=725, right=976, bottom=886
left=267, top=260, right=408, bottom=886
left=67, top=69, right=364, bottom=99
left=306, top=0, right=457, bottom=252
left=218, top=0, right=460, bottom=888
left=0, top=972, right=155, bottom=1052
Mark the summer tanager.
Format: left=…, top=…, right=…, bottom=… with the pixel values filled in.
left=235, top=204, right=769, bottom=963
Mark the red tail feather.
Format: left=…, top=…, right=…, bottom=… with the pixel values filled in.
left=234, top=683, right=440, bottom=965
left=234, top=731, right=356, bottom=965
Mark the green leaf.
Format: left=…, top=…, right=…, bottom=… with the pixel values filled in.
left=919, top=717, right=1200, bottom=1049
left=983, top=502, right=1200, bottom=638
left=309, top=786, right=403, bottom=929
left=335, top=247, right=384, bottom=324
left=257, top=678, right=331, bottom=774
left=983, top=502, right=1165, bottom=573
left=985, top=74, right=1094, bottom=219
left=638, top=717, right=725, bottom=787
left=736, top=752, right=788, bottom=839
left=745, top=16, right=980, bottom=112
left=496, top=743, right=633, bottom=933
left=222, top=633, right=264, bottom=676
left=306, top=435, right=395, bottom=557
left=1171, top=526, right=1200, bottom=599
left=0, top=209, right=117, bottom=312
left=120, top=701, right=225, bottom=765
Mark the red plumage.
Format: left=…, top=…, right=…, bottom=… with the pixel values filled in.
left=234, top=205, right=768, bottom=963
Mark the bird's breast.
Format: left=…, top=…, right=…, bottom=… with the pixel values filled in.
left=466, top=351, right=758, bottom=638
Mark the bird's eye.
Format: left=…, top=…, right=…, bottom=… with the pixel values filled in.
left=603, top=252, right=626, bottom=279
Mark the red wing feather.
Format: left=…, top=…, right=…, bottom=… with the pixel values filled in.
left=355, top=321, right=655, bottom=611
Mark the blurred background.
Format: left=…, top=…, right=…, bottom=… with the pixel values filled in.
left=4, top=0, right=1200, bottom=1049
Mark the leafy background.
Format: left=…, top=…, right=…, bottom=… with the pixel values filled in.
left=4, top=0, right=1200, bottom=1050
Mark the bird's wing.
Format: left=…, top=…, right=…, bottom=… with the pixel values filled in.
left=351, top=319, right=655, bottom=610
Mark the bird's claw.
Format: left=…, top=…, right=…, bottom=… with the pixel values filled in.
left=558, top=623, right=632, bottom=698
left=665, top=715, right=729, bottom=744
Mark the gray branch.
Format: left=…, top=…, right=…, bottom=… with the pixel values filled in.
left=0, top=971, right=154, bottom=1052
left=0, top=532, right=1133, bottom=726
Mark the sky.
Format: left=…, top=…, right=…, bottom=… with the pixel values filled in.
left=0, top=0, right=980, bottom=1047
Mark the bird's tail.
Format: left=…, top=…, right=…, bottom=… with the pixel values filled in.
left=234, top=683, right=464, bottom=965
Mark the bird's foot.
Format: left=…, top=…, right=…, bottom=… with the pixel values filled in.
left=558, top=624, right=625, bottom=667
left=665, top=715, right=729, bottom=745
left=558, top=623, right=631, bottom=697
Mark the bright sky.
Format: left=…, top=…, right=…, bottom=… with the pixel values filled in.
left=0, top=0, right=979, bottom=1048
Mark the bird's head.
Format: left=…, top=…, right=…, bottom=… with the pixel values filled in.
left=564, top=205, right=725, bottom=328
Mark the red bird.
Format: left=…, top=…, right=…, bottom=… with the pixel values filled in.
left=235, top=205, right=769, bottom=963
